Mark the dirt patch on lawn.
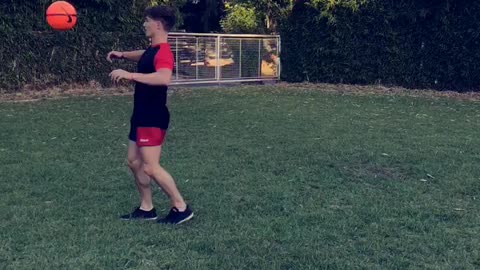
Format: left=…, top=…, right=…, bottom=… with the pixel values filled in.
left=1, top=82, right=479, bottom=102
left=276, top=83, right=480, bottom=102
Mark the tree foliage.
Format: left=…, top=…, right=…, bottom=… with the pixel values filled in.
left=220, top=4, right=260, bottom=33
left=224, top=0, right=293, bottom=32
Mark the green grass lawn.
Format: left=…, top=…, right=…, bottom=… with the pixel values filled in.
left=1, top=85, right=479, bottom=269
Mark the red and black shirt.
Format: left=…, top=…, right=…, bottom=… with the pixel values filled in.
left=132, top=43, right=174, bottom=130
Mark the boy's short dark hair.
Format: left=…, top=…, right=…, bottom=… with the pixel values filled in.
left=144, top=6, right=176, bottom=32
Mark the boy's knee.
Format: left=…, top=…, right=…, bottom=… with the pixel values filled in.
left=127, top=158, right=142, bottom=171
left=142, top=163, right=158, bottom=177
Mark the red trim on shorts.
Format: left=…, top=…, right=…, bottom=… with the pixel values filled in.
left=136, top=127, right=167, bottom=147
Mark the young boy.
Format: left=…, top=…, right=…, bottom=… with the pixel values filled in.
left=107, top=5, right=193, bottom=225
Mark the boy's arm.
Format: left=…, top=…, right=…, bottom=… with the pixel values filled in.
left=122, top=50, right=145, bottom=61
left=109, top=68, right=172, bottom=86
left=130, top=47, right=174, bottom=85
left=107, top=50, right=145, bottom=62
left=131, top=69, right=172, bottom=86
left=109, top=45, right=174, bottom=85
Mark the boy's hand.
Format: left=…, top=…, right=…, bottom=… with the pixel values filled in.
left=110, top=69, right=133, bottom=83
left=107, top=51, right=123, bottom=63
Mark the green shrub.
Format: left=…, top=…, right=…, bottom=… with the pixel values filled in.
left=280, top=0, right=480, bottom=91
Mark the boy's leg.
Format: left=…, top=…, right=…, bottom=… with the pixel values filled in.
left=120, top=140, right=157, bottom=220
left=127, top=140, right=153, bottom=211
left=139, top=145, right=187, bottom=210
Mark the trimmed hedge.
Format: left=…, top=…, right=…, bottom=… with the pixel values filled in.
left=280, top=0, right=480, bottom=91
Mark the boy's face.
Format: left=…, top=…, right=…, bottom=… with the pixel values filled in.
left=143, top=16, right=164, bottom=38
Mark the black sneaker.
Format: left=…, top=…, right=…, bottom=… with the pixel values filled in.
left=120, top=207, right=158, bottom=221
left=157, top=205, right=194, bottom=225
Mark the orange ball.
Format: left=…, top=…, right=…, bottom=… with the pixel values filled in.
left=46, top=1, right=77, bottom=31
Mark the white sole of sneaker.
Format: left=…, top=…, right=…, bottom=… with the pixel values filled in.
left=176, top=213, right=194, bottom=225
left=120, top=217, right=158, bottom=221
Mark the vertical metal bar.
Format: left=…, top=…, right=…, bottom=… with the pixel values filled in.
left=196, top=37, right=199, bottom=80
left=176, top=38, right=179, bottom=80
left=239, top=38, right=242, bottom=78
left=216, top=36, right=221, bottom=82
left=277, top=37, right=281, bottom=79
left=258, top=39, right=261, bottom=78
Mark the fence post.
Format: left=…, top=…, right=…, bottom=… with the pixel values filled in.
left=196, top=37, right=199, bottom=80
left=175, top=37, right=179, bottom=80
left=277, top=37, right=281, bottom=78
left=258, top=39, right=261, bottom=78
left=239, top=38, right=242, bottom=78
left=216, top=35, right=221, bottom=82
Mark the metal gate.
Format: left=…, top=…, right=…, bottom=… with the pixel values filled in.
left=167, top=33, right=281, bottom=85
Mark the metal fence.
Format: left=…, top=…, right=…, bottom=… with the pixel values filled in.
left=167, top=33, right=281, bottom=85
